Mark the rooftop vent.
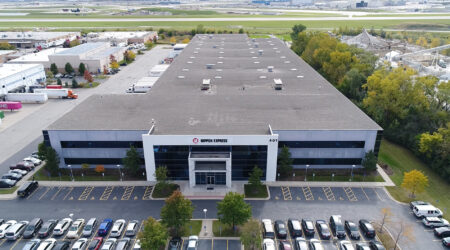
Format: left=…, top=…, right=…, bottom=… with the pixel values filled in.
left=217, top=61, right=223, bottom=64
left=187, top=61, right=193, bottom=64
left=284, top=61, right=290, bottom=64
left=177, top=75, right=185, bottom=79
left=252, top=38, right=256, bottom=42
left=254, top=61, right=260, bottom=64
left=254, top=44, right=259, bottom=48
left=209, top=35, right=213, bottom=39
left=297, top=75, right=304, bottom=78
left=201, top=79, right=211, bottom=90
left=274, top=79, right=283, bottom=90
left=219, top=51, right=224, bottom=54
left=280, top=56, right=286, bottom=59
left=258, top=50, right=263, bottom=56
left=215, top=76, right=222, bottom=79
left=218, top=56, right=224, bottom=59
left=206, top=64, right=215, bottom=69
left=268, top=66, right=274, bottom=72
left=252, top=56, right=258, bottom=59
left=190, top=56, right=195, bottom=59
left=291, top=68, right=297, bottom=71
left=259, top=76, right=267, bottom=79
left=182, top=68, right=189, bottom=71
left=213, top=45, right=217, bottom=48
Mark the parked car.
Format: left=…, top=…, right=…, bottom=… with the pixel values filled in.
left=309, top=239, right=324, bottom=250
left=38, top=219, right=58, bottom=238
left=294, top=237, right=308, bottom=250
left=37, top=238, right=57, bottom=250
left=53, top=241, right=71, bottom=250
left=5, top=220, right=28, bottom=240
left=330, top=215, right=346, bottom=238
left=187, top=235, right=198, bottom=250
left=55, top=73, right=63, bottom=79
left=339, top=240, right=355, bottom=250
left=262, top=219, right=275, bottom=239
left=315, top=220, right=331, bottom=240
left=2, top=173, right=22, bottom=181
left=443, top=237, right=450, bottom=247
left=263, top=239, right=275, bottom=250
left=275, top=220, right=287, bottom=239
left=0, top=220, right=17, bottom=238
left=23, top=239, right=41, bottom=250
left=413, top=204, right=443, bottom=218
left=23, top=157, right=41, bottom=166
left=434, top=227, right=450, bottom=238
left=87, top=237, right=103, bottom=250
left=355, top=243, right=371, bottom=250
left=9, top=169, right=27, bottom=176
left=422, top=217, right=449, bottom=228
left=368, top=240, right=386, bottom=250
left=410, top=200, right=430, bottom=209
left=0, top=179, right=16, bottom=188
left=10, top=161, right=34, bottom=171
left=17, top=181, right=39, bottom=198
left=100, top=238, right=116, bottom=250
left=279, top=240, right=292, bottom=250
left=110, top=219, right=126, bottom=238
left=23, top=218, right=43, bottom=239
left=115, top=238, right=130, bottom=250
left=168, top=237, right=182, bottom=250
left=66, top=218, right=85, bottom=238
left=125, top=220, right=139, bottom=237
left=82, top=218, right=97, bottom=237
left=345, top=220, right=360, bottom=240
left=98, top=219, right=113, bottom=237
left=53, top=218, right=72, bottom=236
left=359, top=219, right=376, bottom=238
left=288, top=219, right=302, bottom=238
left=133, top=240, right=141, bottom=250
left=301, top=219, right=315, bottom=237
left=72, top=238, right=88, bottom=250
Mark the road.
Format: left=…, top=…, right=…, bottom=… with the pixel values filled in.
left=0, top=45, right=169, bottom=175
left=0, top=16, right=449, bottom=22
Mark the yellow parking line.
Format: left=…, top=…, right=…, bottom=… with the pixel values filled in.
left=132, top=220, right=145, bottom=247
left=51, top=187, right=64, bottom=200
left=78, top=187, right=94, bottom=201
left=302, top=186, right=314, bottom=200
left=322, top=187, right=335, bottom=201
left=27, top=186, right=42, bottom=200
left=343, top=187, right=357, bottom=202
left=39, top=187, right=52, bottom=200
left=226, top=240, right=228, bottom=250
left=120, top=221, right=130, bottom=239
left=211, top=239, right=214, bottom=250
left=100, top=187, right=114, bottom=200
left=361, top=187, right=370, bottom=201
left=0, top=239, right=5, bottom=247
left=9, top=237, right=22, bottom=250
left=281, top=187, right=292, bottom=200
left=121, top=186, right=134, bottom=200
left=63, top=187, right=74, bottom=200
left=142, top=186, right=153, bottom=200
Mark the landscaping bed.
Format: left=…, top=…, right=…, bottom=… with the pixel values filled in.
left=244, top=184, right=268, bottom=198
left=152, top=183, right=180, bottom=198
left=212, top=220, right=241, bottom=237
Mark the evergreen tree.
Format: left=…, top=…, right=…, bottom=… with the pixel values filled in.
left=71, top=79, right=78, bottom=88
left=277, top=145, right=293, bottom=178
left=50, top=63, right=58, bottom=75
left=362, top=150, right=377, bottom=172
left=65, top=63, right=74, bottom=74
left=78, top=63, right=86, bottom=75
left=56, top=78, right=62, bottom=86
left=44, top=147, right=60, bottom=177
left=123, top=146, right=141, bottom=176
left=248, top=166, right=263, bottom=188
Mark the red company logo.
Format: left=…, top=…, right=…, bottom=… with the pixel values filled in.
left=193, top=138, right=199, bottom=144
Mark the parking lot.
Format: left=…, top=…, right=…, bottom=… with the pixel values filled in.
left=24, top=185, right=154, bottom=202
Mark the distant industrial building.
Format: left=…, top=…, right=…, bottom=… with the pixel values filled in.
left=48, top=42, right=126, bottom=73
left=0, top=32, right=80, bottom=49
left=0, top=50, right=15, bottom=63
left=0, top=64, right=45, bottom=97
left=8, top=48, right=68, bottom=68
left=86, top=31, right=158, bottom=46
left=356, top=1, right=368, bottom=7
left=342, top=29, right=388, bottom=51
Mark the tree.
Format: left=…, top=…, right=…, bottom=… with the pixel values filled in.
left=50, top=63, right=58, bottom=75
left=78, top=63, right=86, bottom=75
left=124, top=51, right=136, bottom=63
left=416, top=37, right=428, bottom=48
left=290, top=24, right=306, bottom=41
left=71, top=79, right=78, bottom=88
left=169, top=37, right=176, bottom=45
left=338, top=68, right=367, bottom=102
left=182, top=38, right=190, bottom=44
left=248, top=166, right=263, bottom=188
left=95, top=165, right=105, bottom=174
left=217, top=192, right=252, bottom=231
left=155, top=166, right=168, bottom=186
left=46, top=70, right=54, bottom=79
left=0, top=42, right=15, bottom=50
left=240, top=219, right=262, bottom=250
left=110, top=61, right=119, bottom=70
left=138, top=217, right=168, bottom=250
left=65, top=63, right=74, bottom=74
left=291, top=31, right=310, bottom=56
left=56, top=78, right=62, bottom=86
left=81, top=163, right=90, bottom=174
left=123, top=146, right=141, bottom=176
left=69, top=39, right=80, bottom=47
left=238, top=28, right=244, bottom=34
left=160, top=190, right=194, bottom=237
left=84, top=70, right=93, bottom=83
left=379, top=207, right=392, bottom=233
left=362, top=150, right=377, bottom=172
left=277, top=145, right=293, bottom=178
left=430, top=38, right=441, bottom=48
left=37, top=142, right=47, bottom=160
left=401, top=170, right=428, bottom=198
left=103, top=65, right=108, bottom=75
left=44, top=147, right=60, bottom=177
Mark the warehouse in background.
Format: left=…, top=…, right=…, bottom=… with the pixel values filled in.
left=86, top=31, right=158, bottom=46
left=0, top=63, right=46, bottom=97
left=0, top=31, right=80, bottom=49
left=44, top=34, right=382, bottom=188
left=8, top=48, right=68, bottom=69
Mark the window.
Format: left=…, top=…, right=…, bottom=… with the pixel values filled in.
left=154, top=146, right=189, bottom=180
left=291, top=158, right=362, bottom=165
left=374, top=131, right=383, bottom=157
left=278, top=141, right=365, bottom=148
left=60, top=141, right=143, bottom=148
left=231, top=146, right=267, bottom=180
left=64, top=158, right=144, bottom=165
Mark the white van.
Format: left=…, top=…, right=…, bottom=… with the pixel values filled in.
left=413, top=204, right=443, bottom=218
left=262, top=219, right=275, bottom=239
left=5, top=221, right=28, bottom=240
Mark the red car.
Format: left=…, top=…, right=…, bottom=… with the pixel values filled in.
left=87, top=237, right=103, bottom=250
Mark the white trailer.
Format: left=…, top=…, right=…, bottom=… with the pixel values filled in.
left=149, top=64, right=170, bottom=77
left=33, top=88, right=77, bottom=99
left=6, top=93, right=48, bottom=104
left=126, top=77, right=158, bottom=93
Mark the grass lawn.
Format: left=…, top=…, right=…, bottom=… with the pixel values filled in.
left=33, top=168, right=121, bottom=181
left=152, top=183, right=179, bottom=198
left=82, top=81, right=100, bottom=88
left=0, top=186, right=18, bottom=195
left=212, top=220, right=241, bottom=237
left=379, top=140, right=450, bottom=221
left=244, top=184, right=268, bottom=198
left=181, top=220, right=202, bottom=237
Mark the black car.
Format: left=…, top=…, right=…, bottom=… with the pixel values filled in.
left=168, top=237, right=182, bottom=250
left=288, top=219, right=302, bottom=238
left=0, top=179, right=15, bottom=188
left=279, top=240, right=292, bottom=250
left=435, top=227, right=450, bottom=238
left=359, top=220, right=376, bottom=238
left=294, top=237, right=308, bottom=250
left=301, top=219, right=315, bottom=237
left=23, top=218, right=43, bottom=239
left=275, top=220, right=287, bottom=239
left=330, top=215, right=346, bottom=238
left=369, top=240, right=385, bottom=250
left=38, top=219, right=58, bottom=238
left=315, top=220, right=331, bottom=240
left=345, top=220, right=360, bottom=240
left=356, top=243, right=371, bottom=250
left=53, top=240, right=71, bottom=250
left=17, top=181, right=38, bottom=198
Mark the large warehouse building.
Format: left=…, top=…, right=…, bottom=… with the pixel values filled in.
left=0, top=31, right=79, bottom=49
left=44, top=34, right=382, bottom=187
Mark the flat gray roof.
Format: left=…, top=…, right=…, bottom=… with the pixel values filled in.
left=54, top=42, right=106, bottom=56
left=48, top=34, right=382, bottom=134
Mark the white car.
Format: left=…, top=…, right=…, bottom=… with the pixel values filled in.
left=187, top=235, right=198, bottom=250
left=125, top=220, right=139, bottom=237
left=110, top=219, right=126, bottom=238
left=53, top=218, right=72, bottom=236
left=101, top=238, right=117, bottom=250
left=0, top=220, right=17, bottom=238
left=339, top=240, right=355, bottom=250
left=37, top=238, right=57, bottom=250
left=23, top=157, right=41, bottom=166
left=309, top=239, right=324, bottom=250
left=132, top=239, right=141, bottom=250
left=72, top=238, right=88, bottom=250
left=66, top=219, right=85, bottom=239
left=9, top=169, right=28, bottom=176
left=263, top=239, right=275, bottom=250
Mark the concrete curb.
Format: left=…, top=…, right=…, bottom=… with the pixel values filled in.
left=244, top=185, right=271, bottom=201
left=382, top=187, right=409, bottom=206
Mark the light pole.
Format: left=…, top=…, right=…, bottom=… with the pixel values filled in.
left=350, top=164, right=356, bottom=181
left=203, top=208, right=207, bottom=219
left=68, top=165, right=74, bottom=182
left=117, top=165, right=122, bottom=181
left=304, top=165, right=309, bottom=181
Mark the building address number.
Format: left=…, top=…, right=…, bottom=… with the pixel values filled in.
left=269, top=139, right=278, bottom=142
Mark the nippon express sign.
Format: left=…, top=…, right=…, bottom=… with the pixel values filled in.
left=192, top=138, right=228, bottom=144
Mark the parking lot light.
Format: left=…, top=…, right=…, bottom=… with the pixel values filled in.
left=117, top=164, right=122, bottom=181
left=350, top=165, right=356, bottom=182
left=304, top=165, right=310, bottom=181
left=68, top=165, right=74, bottom=182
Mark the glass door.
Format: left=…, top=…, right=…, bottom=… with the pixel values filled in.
left=207, top=175, right=215, bottom=185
